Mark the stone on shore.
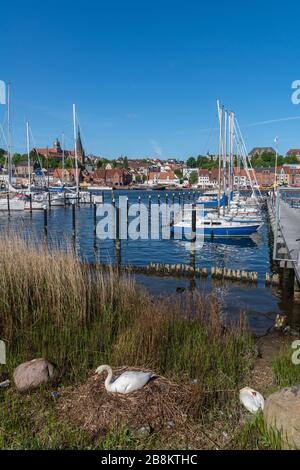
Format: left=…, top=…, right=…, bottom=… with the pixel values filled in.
left=13, top=358, right=55, bottom=392
left=264, top=384, right=300, bottom=449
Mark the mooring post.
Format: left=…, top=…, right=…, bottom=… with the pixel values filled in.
left=115, top=205, right=121, bottom=267
left=48, top=192, right=51, bottom=209
left=43, top=205, right=48, bottom=238
left=93, top=202, right=97, bottom=237
left=72, top=201, right=76, bottom=239
left=172, top=193, right=175, bottom=205
left=7, top=193, right=10, bottom=215
left=90, top=192, right=92, bottom=205
left=64, top=191, right=66, bottom=207
left=191, top=203, right=196, bottom=242
left=29, top=193, right=32, bottom=215
left=165, top=193, right=168, bottom=205
left=157, top=194, right=160, bottom=208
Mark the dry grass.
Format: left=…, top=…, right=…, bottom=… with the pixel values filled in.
left=0, top=234, right=255, bottom=449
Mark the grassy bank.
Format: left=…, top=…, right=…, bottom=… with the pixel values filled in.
left=0, top=235, right=260, bottom=449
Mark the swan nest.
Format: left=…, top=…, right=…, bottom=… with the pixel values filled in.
left=58, top=367, right=197, bottom=438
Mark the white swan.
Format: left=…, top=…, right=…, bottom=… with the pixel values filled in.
left=239, top=387, right=265, bottom=414
left=95, top=365, right=153, bottom=394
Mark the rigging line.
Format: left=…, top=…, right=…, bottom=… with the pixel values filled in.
left=201, top=113, right=218, bottom=156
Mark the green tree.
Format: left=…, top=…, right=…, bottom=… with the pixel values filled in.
left=189, top=170, right=198, bottom=185
left=186, top=157, right=197, bottom=168
left=285, top=154, right=298, bottom=164
left=174, top=168, right=183, bottom=179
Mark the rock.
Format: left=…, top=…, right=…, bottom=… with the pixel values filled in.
left=264, top=384, right=300, bottom=449
left=0, top=379, right=10, bottom=389
left=13, top=358, right=55, bottom=392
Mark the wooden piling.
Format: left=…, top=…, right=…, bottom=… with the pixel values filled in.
left=72, top=202, right=76, bottom=238
left=7, top=194, right=10, bottom=214
left=43, top=205, right=48, bottom=237
left=93, top=203, right=97, bottom=237
left=191, top=204, right=196, bottom=242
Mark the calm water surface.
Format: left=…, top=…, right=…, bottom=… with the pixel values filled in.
left=1, top=189, right=299, bottom=334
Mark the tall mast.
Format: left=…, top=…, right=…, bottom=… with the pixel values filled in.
left=26, top=122, right=31, bottom=192
left=223, top=109, right=227, bottom=197
left=217, top=100, right=223, bottom=216
left=61, top=132, right=65, bottom=187
left=229, top=112, right=235, bottom=195
left=7, top=82, right=12, bottom=185
left=73, top=104, right=79, bottom=194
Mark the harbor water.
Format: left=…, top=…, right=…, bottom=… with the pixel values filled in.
left=0, top=189, right=298, bottom=335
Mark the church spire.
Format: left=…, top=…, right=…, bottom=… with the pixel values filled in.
left=76, top=126, right=85, bottom=165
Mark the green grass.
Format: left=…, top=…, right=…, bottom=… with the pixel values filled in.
left=230, top=412, right=285, bottom=450
left=273, top=345, right=300, bottom=388
left=0, top=235, right=256, bottom=449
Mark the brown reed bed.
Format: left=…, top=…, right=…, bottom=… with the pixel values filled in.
left=0, top=234, right=255, bottom=449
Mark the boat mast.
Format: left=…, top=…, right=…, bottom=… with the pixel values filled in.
left=73, top=104, right=79, bottom=194
left=223, top=109, right=227, bottom=203
left=229, top=112, right=235, bottom=196
left=26, top=122, right=31, bottom=192
left=61, top=132, right=65, bottom=187
left=7, top=82, right=12, bottom=186
left=217, top=100, right=223, bottom=216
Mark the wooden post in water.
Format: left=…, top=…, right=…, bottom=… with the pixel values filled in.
left=29, top=193, right=32, bottom=215
left=172, top=193, right=175, bottom=205
left=115, top=205, right=121, bottom=267
left=165, top=193, right=168, bottom=205
left=48, top=192, right=51, bottom=209
left=72, top=201, right=76, bottom=241
left=93, top=202, right=97, bottom=237
left=191, top=203, right=196, bottom=242
left=43, top=205, right=48, bottom=238
left=7, top=194, right=10, bottom=215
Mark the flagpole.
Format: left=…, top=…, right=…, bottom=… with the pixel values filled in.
left=274, top=137, right=279, bottom=188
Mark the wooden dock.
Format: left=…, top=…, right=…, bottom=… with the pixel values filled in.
left=268, top=194, right=300, bottom=286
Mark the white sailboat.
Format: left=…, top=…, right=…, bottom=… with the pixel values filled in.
left=0, top=82, right=25, bottom=211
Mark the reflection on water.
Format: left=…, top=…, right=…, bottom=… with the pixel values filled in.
left=0, top=189, right=298, bottom=334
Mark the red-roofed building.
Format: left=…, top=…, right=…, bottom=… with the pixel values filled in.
left=92, top=168, right=132, bottom=186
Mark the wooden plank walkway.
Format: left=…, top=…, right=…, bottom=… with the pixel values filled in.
left=279, top=200, right=300, bottom=283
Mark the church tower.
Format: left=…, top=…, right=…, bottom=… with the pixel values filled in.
left=76, top=127, right=85, bottom=165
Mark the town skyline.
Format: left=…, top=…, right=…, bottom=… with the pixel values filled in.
left=1, top=1, right=300, bottom=158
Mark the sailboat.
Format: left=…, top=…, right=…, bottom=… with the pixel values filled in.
left=172, top=101, right=263, bottom=238
left=0, top=82, right=25, bottom=211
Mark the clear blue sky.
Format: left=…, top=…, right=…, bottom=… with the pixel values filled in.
left=1, top=0, right=300, bottom=158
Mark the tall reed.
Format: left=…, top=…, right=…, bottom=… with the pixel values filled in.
left=0, top=235, right=253, bottom=395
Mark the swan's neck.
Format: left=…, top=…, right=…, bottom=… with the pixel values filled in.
left=104, top=366, right=114, bottom=391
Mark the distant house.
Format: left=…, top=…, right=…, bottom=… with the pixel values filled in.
left=198, top=169, right=211, bottom=188
left=233, top=168, right=256, bottom=188
left=253, top=167, right=279, bottom=187
left=249, top=147, right=276, bottom=158
left=53, top=168, right=83, bottom=184
left=92, top=169, right=132, bottom=186
left=147, top=171, right=179, bottom=186
left=158, top=171, right=179, bottom=185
